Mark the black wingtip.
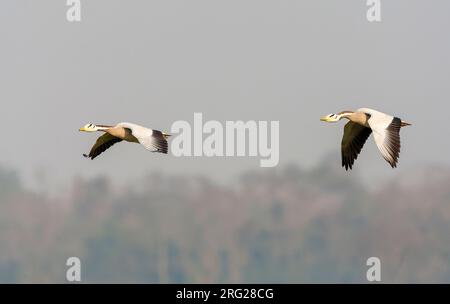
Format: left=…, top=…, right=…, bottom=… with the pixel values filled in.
left=154, top=138, right=169, bottom=154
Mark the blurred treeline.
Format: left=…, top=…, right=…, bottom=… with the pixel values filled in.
left=1, top=161, right=450, bottom=283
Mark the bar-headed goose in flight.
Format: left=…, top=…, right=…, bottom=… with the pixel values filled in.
left=79, top=122, right=170, bottom=160
left=320, top=108, right=411, bottom=170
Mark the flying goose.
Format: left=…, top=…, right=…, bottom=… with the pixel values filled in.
left=320, top=108, right=411, bottom=170
left=79, top=123, right=170, bottom=159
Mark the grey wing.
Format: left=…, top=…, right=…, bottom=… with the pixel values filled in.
left=370, top=117, right=402, bottom=168
left=341, top=121, right=373, bottom=170
left=135, top=129, right=169, bottom=154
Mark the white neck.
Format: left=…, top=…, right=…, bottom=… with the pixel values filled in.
left=93, top=125, right=110, bottom=131
left=338, top=112, right=353, bottom=120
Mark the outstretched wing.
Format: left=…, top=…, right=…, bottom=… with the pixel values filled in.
left=120, top=123, right=169, bottom=154
left=341, top=121, right=372, bottom=170
left=369, top=117, right=402, bottom=168
left=135, top=129, right=168, bottom=154
left=84, top=133, right=122, bottom=160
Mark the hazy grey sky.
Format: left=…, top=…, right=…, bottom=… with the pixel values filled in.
left=1, top=0, right=449, bottom=189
